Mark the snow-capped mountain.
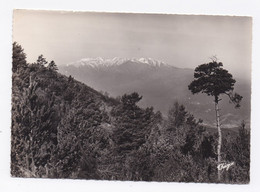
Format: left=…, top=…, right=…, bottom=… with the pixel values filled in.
left=66, top=57, right=172, bottom=69
left=66, top=57, right=127, bottom=68
left=136, top=58, right=171, bottom=67
left=59, top=57, right=251, bottom=128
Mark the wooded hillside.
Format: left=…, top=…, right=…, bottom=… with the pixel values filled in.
left=11, top=42, right=250, bottom=183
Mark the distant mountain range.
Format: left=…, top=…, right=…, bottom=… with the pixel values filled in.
left=66, top=57, right=171, bottom=68
left=59, top=57, right=251, bottom=128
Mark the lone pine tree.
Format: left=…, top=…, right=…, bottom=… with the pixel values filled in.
left=188, top=58, right=242, bottom=181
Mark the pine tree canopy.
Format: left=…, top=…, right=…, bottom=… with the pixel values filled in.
left=12, top=42, right=27, bottom=72
left=188, top=60, right=242, bottom=107
left=188, top=61, right=236, bottom=97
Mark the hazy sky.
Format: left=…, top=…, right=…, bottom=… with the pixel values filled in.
left=13, top=10, right=252, bottom=79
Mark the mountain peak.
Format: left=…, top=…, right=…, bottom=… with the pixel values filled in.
left=135, top=58, right=170, bottom=67
left=67, top=57, right=173, bottom=69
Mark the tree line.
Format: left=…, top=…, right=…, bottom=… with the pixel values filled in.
left=11, top=42, right=250, bottom=183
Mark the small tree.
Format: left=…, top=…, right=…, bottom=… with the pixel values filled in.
left=12, top=42, right=27, bottom=72
left=167, top=102, right=187, bottom=131
left=48, top=60, right=58, bottom=71
left=36, top=55, right=48, bottom=66
left=188, top=58, right=242, bottom=181
left=111, top=92, right=153, bottom=153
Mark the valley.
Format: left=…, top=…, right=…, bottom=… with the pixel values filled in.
left=59, top=57, right=251, bottom=128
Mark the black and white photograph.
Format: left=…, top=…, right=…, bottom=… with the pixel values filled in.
left=10, top=9, right=252, bottom=184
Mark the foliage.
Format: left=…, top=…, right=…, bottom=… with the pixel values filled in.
left=166, top=102, right=187, bottom=131
left=48, top=60, right=58, bottom=71
left=221, top=121, right=250, bottom=183
left=36, top=55, right=48, bottom=66
left=12, top=42, right=27, bottom=73
left=11, top=43, right=250, bottom=183
left=188, top=59, right=242, bottom=106
left=111, top=92, right=154, bottom=152
left=188, top=58, right=244, bottom=181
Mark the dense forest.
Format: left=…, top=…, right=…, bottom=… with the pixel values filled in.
left=11, top=42, right=250, bottom=183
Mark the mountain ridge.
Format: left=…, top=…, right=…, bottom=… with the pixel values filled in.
left=11, top=42, right=250, bottom=183
left=59, top=57, right=250, bottom=128
left=66, top=57, right=175, bottom=69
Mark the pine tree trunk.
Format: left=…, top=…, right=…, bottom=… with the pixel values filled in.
left=215, top=96, right=222, bottom=182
